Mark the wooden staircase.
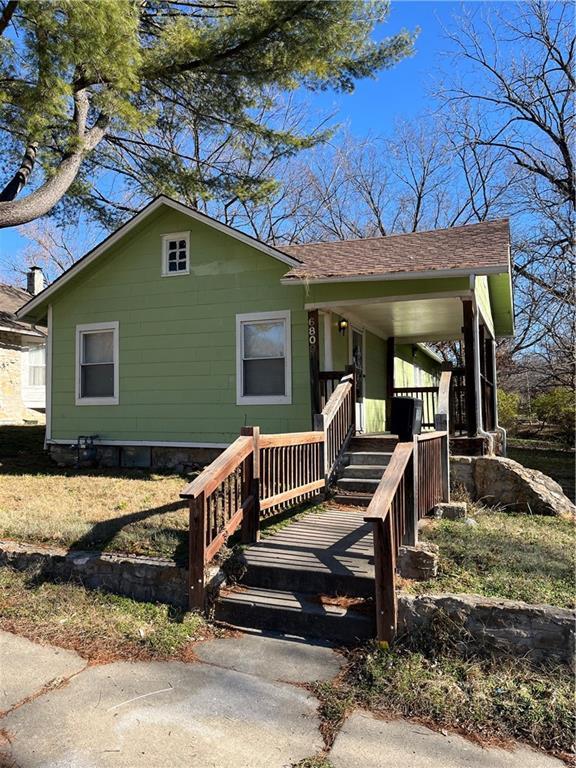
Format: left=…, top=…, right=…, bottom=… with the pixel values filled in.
left=333, top=434, right=398, bottom=506
left=180, top=371, right=452, bottom=645
left=214, top=507, right=376, bottom=643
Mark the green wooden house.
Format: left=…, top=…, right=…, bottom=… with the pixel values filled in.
left=17, top=196, right=513, bottom=468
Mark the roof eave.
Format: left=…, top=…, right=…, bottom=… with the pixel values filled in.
left=280, top=264, right=510, bottom=285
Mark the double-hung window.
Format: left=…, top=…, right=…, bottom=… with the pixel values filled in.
left=162, top=232, right=190, bottom=275
left=27, top=345, right=46, bottom=386
left=75, top=322, right=119, bottom=405
left=236, top=310, right=291, bottom=405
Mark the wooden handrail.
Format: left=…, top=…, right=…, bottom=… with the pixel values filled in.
left=322, top=376, right=353, bottom=426
left=364, top=443, right=414, bottom=522
left=180, top=435, right=252, bottom=499
left=363, top=440, right=416, bottom=644
left=416, top=430, right=447, bottom=441
left=259, top=431, right=324, bottom=448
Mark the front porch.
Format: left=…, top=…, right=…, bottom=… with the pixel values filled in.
left=307, top=286, right=502, bottom=455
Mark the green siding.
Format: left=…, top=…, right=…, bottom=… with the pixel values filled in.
left=50, top=205, right=311, bottom=444
left=394, top=344, right=440, bottom=387
left=364, top=331, right=387, bottom=433
left=304, top=276, right=471, bottom=305
left=476, top=276, right=495, bottom=336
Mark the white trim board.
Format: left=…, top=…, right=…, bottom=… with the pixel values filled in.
left=47, top=439, right=230, bottom=449
left=305, top=290, right=472, bottom=310
left=16, top=195, right=301, bottom=320
left=45, top=305, right=53, bottom=446
left=282, top=264, right=508, bottom=286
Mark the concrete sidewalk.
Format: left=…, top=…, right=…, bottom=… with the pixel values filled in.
left=0, top=630, right=564, bottom=768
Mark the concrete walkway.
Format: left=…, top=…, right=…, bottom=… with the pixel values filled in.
left=0, top=630, right=564, bottom=768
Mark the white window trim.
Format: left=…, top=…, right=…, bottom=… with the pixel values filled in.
left=161, top=231, right=190, bottom=276
left=75, top=321, right=119, bottom=406
left=236, top=310, right=292, bottom=406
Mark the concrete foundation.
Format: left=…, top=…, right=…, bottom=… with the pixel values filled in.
left=49, top=443, right=223, bottom=471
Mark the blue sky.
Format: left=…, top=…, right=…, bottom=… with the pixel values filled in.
left=0, top=1, right=472, bottom=281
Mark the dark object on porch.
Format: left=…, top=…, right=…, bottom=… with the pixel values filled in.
left=390, top=397, right=422, bottom=441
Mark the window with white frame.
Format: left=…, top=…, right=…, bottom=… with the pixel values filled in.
left=27, top=345, right=46, bottom=386
left=76, top=322, right=119, bottom=405
left=162, top=232, right=190, bottom=275
left=236, top=311, right=291, bottom=404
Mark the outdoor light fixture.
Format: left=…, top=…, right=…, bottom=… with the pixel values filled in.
left=338, top=318, right=348, bottom=336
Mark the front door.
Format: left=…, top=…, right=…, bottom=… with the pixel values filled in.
left=350, top=327, right=365, bottom=432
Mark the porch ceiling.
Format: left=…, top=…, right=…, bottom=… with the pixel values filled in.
left=330, top=296, right=464, bottom=342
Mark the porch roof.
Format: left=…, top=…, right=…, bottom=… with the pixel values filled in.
left=279, top=219, right=510, bottom=282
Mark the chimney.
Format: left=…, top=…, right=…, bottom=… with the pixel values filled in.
left=27, top=266, right=44, bottom=296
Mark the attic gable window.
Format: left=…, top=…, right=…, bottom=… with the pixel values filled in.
left=162, top=232, right=190, bottom=276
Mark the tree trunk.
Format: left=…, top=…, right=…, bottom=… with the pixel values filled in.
left=0, top=123, right=107, bottom=229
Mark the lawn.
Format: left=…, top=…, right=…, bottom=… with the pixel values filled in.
left=0, top=426, right=193, bottom=561
left=412, top=504, right=575, bottom=608
left=507, top=442, right=575, bottom=502
left=0, top=567, right=215, bottom=663
left=314, top=634, right=574, bottom=759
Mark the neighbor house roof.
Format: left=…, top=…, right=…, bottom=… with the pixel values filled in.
left=0, top=283, right=46, bottom=337
left=279, top=219, right=510, bottom=283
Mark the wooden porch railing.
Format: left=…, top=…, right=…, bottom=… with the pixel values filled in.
left=416, top=431, right=449, bottom=516
left=365, top=432, right=450, bottom=644
left=259, top=431, right=325, bottom=517
left=181, top=372, right=355, bottom=610
left=314, top=373, right=355, bottom=481
left=364, top=442, right=415, bottom=644
left=365, top=374, right=451, bottom=643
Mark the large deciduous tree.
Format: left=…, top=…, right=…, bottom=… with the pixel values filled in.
left=0, top=0, right=415, bottom=228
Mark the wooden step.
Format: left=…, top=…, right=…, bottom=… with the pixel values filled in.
left=215, top=585, right=375, bottom=643
left=331, top=493, right=373, bottom=507
left=342, top=464, right=387, bottom=480
left=335, top=477, right=381, bottom=494
left=343, top=451, right=392, bottom=466
left=239, top=546, right=374, bottom=598
left=240, top=508, right=374, bottom=597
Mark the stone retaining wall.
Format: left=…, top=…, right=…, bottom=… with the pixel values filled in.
left=0, top=540, right=189, bottom=608
left=398, top=592, right=575, bottom=665
left=2, top=541, right=573, bottom=664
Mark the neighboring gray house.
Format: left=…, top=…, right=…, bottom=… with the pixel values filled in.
left=0, top=268, right=46, bottom=424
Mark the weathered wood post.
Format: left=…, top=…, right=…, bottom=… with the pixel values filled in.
left=308, top=310, right=321, bottom=424
left=435, top=370, right=452, bottom=503
left=462, top=300, right=478, bottom=436
left=188, top=491, right=206, bottom=611
left=373, top=515, right=397, bottom=645
left=403, top=443, right=418, bottom=546
left=313, top=412, right=328, bottom=491
left=240, top=426, right=260, bottom=543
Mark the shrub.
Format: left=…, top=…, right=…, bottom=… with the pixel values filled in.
left=497, top=389, right=520, bottom=429
left=533, top=388, right=575, bottom=443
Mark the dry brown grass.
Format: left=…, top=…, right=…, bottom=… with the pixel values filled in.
left=0, top=567, right=217, bottom=664
left=0, top=426, right=194, bottom=560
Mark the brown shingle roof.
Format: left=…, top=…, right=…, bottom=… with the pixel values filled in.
left=0, top=283, right=46, bottom=336
left=279, top=219, right=510, bottom=281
